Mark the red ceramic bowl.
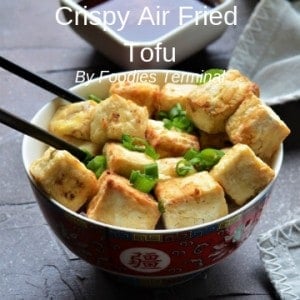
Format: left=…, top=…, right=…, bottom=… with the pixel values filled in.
left=22, top=70, right=283, bottom=287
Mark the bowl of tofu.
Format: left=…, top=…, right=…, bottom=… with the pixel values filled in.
left=22, top=69, right=290, bottom=287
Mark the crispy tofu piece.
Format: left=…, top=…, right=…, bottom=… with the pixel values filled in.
left=146, top=120, right=200, bottom=158
left=49, top=100, right=97, bottom=140
left=90, top=94, right=148, bottom=146
left=109, top=81, right=159, bottom=116
left=225, top=95, right=290, bottom=162
left=210, top=144, right=275, bottom=206
left=155, top=172, right=228, bottom=229
left=157, top=157, right=183, bottom=180
left=87, top=171, right=160, bottom=230
left=103, top=142, right=154, bottom=178
left=30, top=148, right=98, bottom=212
left=157, top=83, right=198, bottom=112
left=186, top=69, right=259, bottom=133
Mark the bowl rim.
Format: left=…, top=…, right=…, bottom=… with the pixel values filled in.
left=22, top=69, right=283, bottom=235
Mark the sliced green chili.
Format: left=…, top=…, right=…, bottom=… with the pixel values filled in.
left=144, top=163, right=159, bottom=178
left=169, top=103, right=183, bottom=119
left=122, top=134, right=159, bottom=160
left=129, top=163, right=158, bottom=193
left=145, top=146, right=159, bottom=160
left=176, top=148, right=225, bottom=176
left=130, top=172, right=157, bottom=193
left=184, top=148, right=199, bottom=161
left=122, top=134, right=147, bottom=152
left=157, top=103, right=195, bottom=133
left=196, top=148, right=225, bottom=171
left=88, top=94, right=102, bottom=103
left=86, top=155, right=106, bottom=178
left=176, top=159, right=196, bottom=177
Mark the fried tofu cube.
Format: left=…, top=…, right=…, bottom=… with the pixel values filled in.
left=146, top=120, right=200, bottom=158
left=90, top=94, right=148, bottom=146
left=109, top=81, right=159, bottom=116
left=210, top=144, right=275, bottom=206
left=157, top=83, right=198, bottom=112
left=154, top=172, right=228, bottom=229
left=30, top=148, right=98, bottom=212
left=225, top=95, right=290, bottom=162
left=49, top=100, right=97, bottom=140
left=157, top=157, right=183, bottom=180
left=87, top=171, right=161, bottom=230
left=186, top=69, right=259, bottom=133
left=103, top=142, right=154, bottom=178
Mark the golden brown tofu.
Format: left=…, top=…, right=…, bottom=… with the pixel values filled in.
left=49, top=100, right=97, bottom=140
left=186, top=69, right=259, bottom=133
left=146, top=120, right=200, bottom=158
left=87, top=171, right=161, bottom=230
left=109, top=81, right=159, bottom=116
left=103, top=142, right=154, bottom=178
left=30, top=148, right=98, bottom=212
left=90, top=94, right=149, bottom=146
left=156, top=83, right=198, bottom=112
left=210, top=144, right=275, bottom=206
left=225, top=95, right=290, bottom=162
left=155, top=172, right=228, bottom=229
left=157, top=157, right=183, bottom=180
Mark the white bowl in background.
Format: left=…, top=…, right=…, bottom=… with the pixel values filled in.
left=58, top=0, right=236, bottom=69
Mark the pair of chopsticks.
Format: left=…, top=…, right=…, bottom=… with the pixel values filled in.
left=0, top=56, right=89, bottom=162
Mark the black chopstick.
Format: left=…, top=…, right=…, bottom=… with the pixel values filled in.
left=0, top=56, right=85, bottom=103
left=0, top=108, right=88, bottom=162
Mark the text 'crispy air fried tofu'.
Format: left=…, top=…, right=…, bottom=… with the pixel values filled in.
left=155, top=172, right=228, bottom=229
left=146, top=119, right=200, bottom=158
left=87, top=171, right=161, bottom=230
left=186, top=69, right=259, bottom=134
left=49, top=100, right=97, bottom=140
left=90, top=94, right=148, bottom=147
left=210, top=144, right=275, bottom=206
left=109, top=81, right=159, bottom=116
left=226, top=95, right=290, bottom=162
left=103, top=142, right=154, bottom=178
left=157, top=83, right=198, bottom=112
left=30, top=148, right=98, bottom=212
